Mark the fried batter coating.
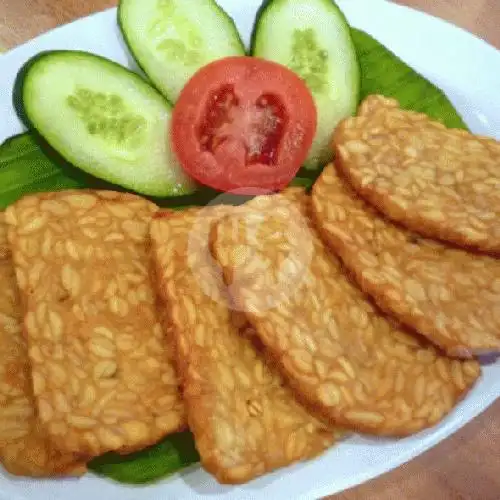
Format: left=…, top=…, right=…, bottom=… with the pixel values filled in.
left=5, top=191, right=185, bottom=458
left=150, top=206, right=338, bottom=484
left=0, top=213, right=86, bottom=477
left=312, top=164, right=500, bottom=358
left=335, top=95, right=500, bottom=253
left=212, top=188, right=480, bottom=435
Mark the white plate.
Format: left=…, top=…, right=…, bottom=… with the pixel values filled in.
left=0, top=1, right=499, bottom=499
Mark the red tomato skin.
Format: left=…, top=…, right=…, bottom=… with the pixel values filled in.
left=171, top=56, right=317, bottom=193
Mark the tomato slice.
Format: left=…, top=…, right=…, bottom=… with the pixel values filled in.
left=171, top=56, right=317, bottom=193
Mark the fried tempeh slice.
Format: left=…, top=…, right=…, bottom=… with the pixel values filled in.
left=150, top=206, right=338, bottom=485
left=0, top=213, right=86, bottom=477
left=5, top=191, right=185, bottom=458
left=312, top=164, right=500, bottom=358
left=212, top=188, right=480, bottom=436
left=334, top=94, right=500, bottom=253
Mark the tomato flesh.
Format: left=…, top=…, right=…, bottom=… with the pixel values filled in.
left=198, top=85, right=287, bottom=167
left=172, top=56, right=317, bottom=193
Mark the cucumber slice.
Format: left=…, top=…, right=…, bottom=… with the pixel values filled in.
left=16, top=51, right=196, bottom=197
left=351, top=29, right=468, bottom=130
left=118, top=0, right=245, bottom=103
left=252, top=0, right=360, bottom=170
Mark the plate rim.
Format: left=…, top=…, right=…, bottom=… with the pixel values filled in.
left=2, top=0, right=500, bottom=60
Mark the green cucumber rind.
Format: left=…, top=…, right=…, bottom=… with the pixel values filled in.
left=117, top=0, right=246, bottom=104
left=249, top=0, right=273, bottom=54
left=15, top=50, right=197, bottom=198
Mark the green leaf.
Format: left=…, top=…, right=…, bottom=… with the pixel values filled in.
left=0, top=133, right=215, bottom=210
left=289, top=177, right=314, bottom=189
left=0, top=134, right=113, bottom=210
left=88, top=431, right=200, bottom=485
left=0, top=134, right=38, bottom=162
left=0, top=133, right=227, bottom=211
left=350, top=28, right=468, bottom=130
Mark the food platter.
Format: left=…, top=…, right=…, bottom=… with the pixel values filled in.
left=0, top=1, right=499, bottom=499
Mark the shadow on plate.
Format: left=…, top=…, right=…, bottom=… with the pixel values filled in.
left=477, top=353, right=500, bottom=365
left=0, top=467, right=82, bottom=485
left=179, top=459, right=294, bottom=495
